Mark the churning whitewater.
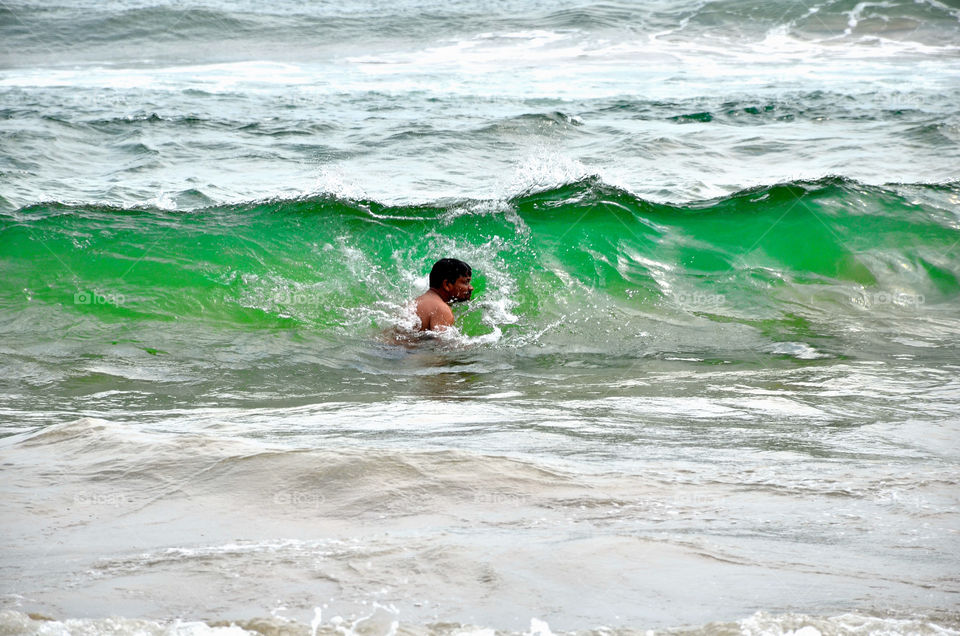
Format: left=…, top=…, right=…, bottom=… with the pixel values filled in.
left=2, top=0, right=959, bottom=634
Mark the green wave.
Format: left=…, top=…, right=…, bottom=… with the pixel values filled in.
left=3, top=177, right=958, bottom=348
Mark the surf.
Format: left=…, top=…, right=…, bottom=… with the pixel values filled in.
left=0, top=176, right=955, bottom=381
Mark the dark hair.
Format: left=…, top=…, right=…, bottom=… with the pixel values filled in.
left=429, top=258, right=472, bottom=289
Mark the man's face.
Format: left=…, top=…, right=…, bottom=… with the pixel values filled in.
left=445, top=275, right=473, bottom=303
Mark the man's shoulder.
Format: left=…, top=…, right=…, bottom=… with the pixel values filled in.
left=415, top=291, right=442, bottom=310
left=418, top=294, right=452, bottom=316
left=415, top=290, right=453, bottom=330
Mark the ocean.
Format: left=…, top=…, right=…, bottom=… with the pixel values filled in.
left=1, top=0, right=959, bottom=634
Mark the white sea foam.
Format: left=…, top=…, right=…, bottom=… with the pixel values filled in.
left=1, top=610, right=957, bottom=636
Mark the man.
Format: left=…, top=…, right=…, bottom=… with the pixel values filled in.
left=415, top=258, right=473, bottom=332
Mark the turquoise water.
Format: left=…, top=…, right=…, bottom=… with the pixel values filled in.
left=1, top=1, right=959, bottom=634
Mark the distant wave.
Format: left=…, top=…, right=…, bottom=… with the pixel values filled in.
left=3, top=0, right=959, bottom=66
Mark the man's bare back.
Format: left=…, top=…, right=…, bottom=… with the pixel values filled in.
left=414, top=259, right=474, bottom=332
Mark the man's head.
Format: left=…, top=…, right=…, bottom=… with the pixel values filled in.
left=429, top=258, right=473, bottom=303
